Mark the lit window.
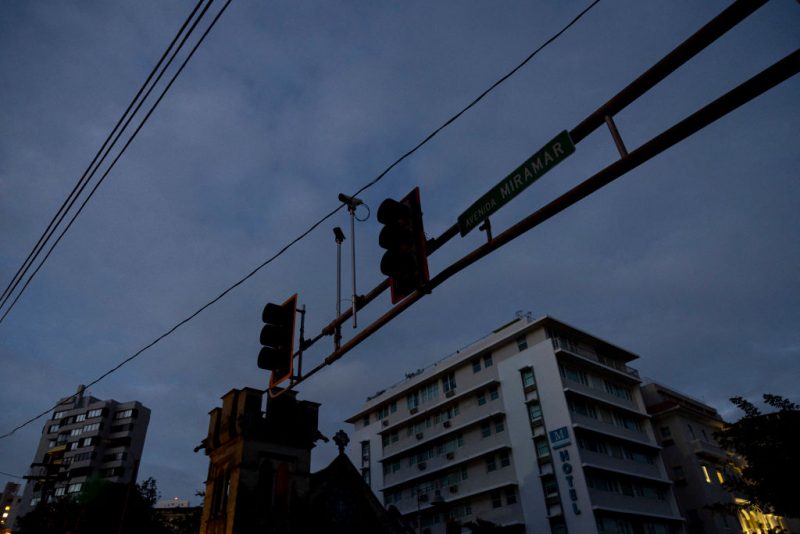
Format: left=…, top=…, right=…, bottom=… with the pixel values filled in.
left=716, top=469, right=725, bottom=485
left=87, top=409, right=102, bottom=418
left=75, top=414, right=86, bottom=422
left=701, top=465, right=712, bottom=484
left=54, top=487, right=66, bottom=497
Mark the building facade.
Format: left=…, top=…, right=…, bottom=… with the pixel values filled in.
left=347, top=316, right=684, bottom=533
left=641, top=382, right=791, bottom=534
left=17, top=385, right=150, bottom=521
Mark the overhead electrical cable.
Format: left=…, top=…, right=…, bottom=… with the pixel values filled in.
left=0, top=0, right=208, bottom=313
left=0, top=0, right=600, bottom=438
left=0, top=0, right=230, bottom=325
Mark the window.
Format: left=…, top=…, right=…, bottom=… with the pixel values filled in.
left=80, top=437, right=94, bottom=447
left=361, top=441, right=370, bottom=464
left=560, top=365, right=588, bottom=385
left=569, top=399, right=596, bottom=418
left=534, top=437, right=550, bottom=458
left=362, top=415, right=370, bottom=427
left=660, top=426, right=671, bottom=438
left=441, top=373, right=456, bottom=394
left=499, top=450, right=510, bottom=468
left=477, top=392, right=486, bottom=406
left=543, top=478, right=558, bottom=496
left=69, top=428, right=83, bottom=437
left=87, top=409, right=102, bottom=418
left=495, top=419, right=505, bottom=433
left=715, top=469, right=725, bottom=485
left=472, top=360, right=481, bottom=373
left=483, top=354, right=493, bottom=368
left=48, top=424, right=60, bottom=433
left=701, top=429, right=709, bottom=442
left=603, top=380, right=632, bottom=400
left=687, top=424, right=696, bottom=439
left=390, top=401, right=397, bottom=413
left=480, top=422, right=491, bottom=438
left=83, top=423, right=100, bottom=432
left=421, top=382, right=439, bottom=402
left=520, top=368, right=535, bottom=388
left=115, top=409, right=133, bottom=420
left=505, top=487, right=517, bottom=505
left=491, top=490, right=502, bottom=508
left=486, top=456, right=497, bottom=472
left=516, top=336, right=528, bottom=351
left=407, top=392, right=420, bottom=411
left=361, top=468, right=370, bottom=485
left=489, top=387, right=499, bottom=401
left=67, top=483, right=82, bottom=494
left=54, top=487, right=66, bottom=497
left=75, top=414, right=86, bottom=422
left=53, top=411, right=66, bottom=420
left=701, top=465, right=712, bottom=484
left=528, top=402, right=542, bottom=421
left=377, top=405, right=389, bottom=420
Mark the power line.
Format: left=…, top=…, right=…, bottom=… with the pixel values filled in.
left=0, top=0, right=600, bottom=439
left=0, top=0, right=230, bottom=325
left=0, top=0, right=207, bottom=313
left=0, top=471, right=23, bottom=479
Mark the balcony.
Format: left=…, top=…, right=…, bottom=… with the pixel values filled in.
left=552, top=337, right=639, bottom=379
left=580, top=451, right=663, bottom=480
left=589, top=490, right=676, bottom=518
left=571, top=415, right=656, bottom=448
left=691, top=439, right=727, bottom=460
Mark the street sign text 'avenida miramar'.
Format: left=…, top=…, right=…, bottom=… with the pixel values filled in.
left=458, top=130, right=575, bottom=236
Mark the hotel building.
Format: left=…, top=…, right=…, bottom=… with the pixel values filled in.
left=17, top=385, right=150, bottom=520
left=347, top=316, right=684, bottom=533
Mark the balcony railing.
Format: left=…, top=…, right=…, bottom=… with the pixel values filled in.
left=552, top=337, right=640, bottom=378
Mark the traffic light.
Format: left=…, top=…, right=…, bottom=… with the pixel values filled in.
left=377, top=187, right=429, bottom=304
left=258, top=294, right=298, bottom=388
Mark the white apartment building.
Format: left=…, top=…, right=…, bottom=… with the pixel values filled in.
left=17, top=385, right=150, bottom=521
left=347, top=316, right=684, bottom=533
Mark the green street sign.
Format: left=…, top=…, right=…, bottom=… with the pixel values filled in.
left=458, top=130, right=575, bottom=236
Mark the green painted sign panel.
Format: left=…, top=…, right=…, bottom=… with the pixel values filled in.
left=458, top=130, right=575, bottom=236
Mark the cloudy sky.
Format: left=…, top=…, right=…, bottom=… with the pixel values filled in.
left=1, top=0, right=797, bottom=502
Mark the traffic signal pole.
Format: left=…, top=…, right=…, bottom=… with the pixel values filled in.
left=266, top=0, right=790, bottom=394
left=289, top=47, right=799, bottom=391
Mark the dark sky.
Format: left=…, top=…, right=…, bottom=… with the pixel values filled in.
left=1, top=1, right=798, bottom=502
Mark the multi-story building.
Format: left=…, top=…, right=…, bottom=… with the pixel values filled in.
left=17, top=385, right=150, bottom=521
left=641, top=382, right=791, bottom=534
left=0, top=481, right=22, bottom=534
left=347, top=315, right=684, bottom=533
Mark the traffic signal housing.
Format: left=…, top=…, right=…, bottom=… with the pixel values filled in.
left=258, top=294, right=298, bottom=388
left=377, top=187, right=429, bottom=304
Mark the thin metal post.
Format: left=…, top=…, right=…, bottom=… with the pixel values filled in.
left=349, top=204, right=357, bottom=328
left=333, top=227, right=345, bottom=349
left=605, top=115, right=628, bottom=158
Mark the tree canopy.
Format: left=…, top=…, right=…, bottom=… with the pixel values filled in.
left=715, top=394, right=799, bottom=518
left=15, top=477, right=174, bottom=534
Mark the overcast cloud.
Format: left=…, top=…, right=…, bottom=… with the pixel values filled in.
left=1, top=1, right=798, bottom=501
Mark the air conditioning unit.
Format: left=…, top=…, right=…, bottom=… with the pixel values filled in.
left=410, top=407, right=418, bottom=414
left=382, top=420, right=389, bottom=427
left=449, top=485, right=459, bottom=494
left=416, top=433, right=424, bottom=440
left=445, top=390, right=455, bottom=398
left=446, top=452, right=455, bottom=460
left=443, top=420, right=452, bottom=428
left=418, top=462, right=427, bottom=471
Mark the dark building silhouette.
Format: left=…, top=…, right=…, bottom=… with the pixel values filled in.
left=196, top=387, right=407, bottom=534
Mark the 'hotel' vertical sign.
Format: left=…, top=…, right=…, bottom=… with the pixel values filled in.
left=549, top=426, right=581, bottom=515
